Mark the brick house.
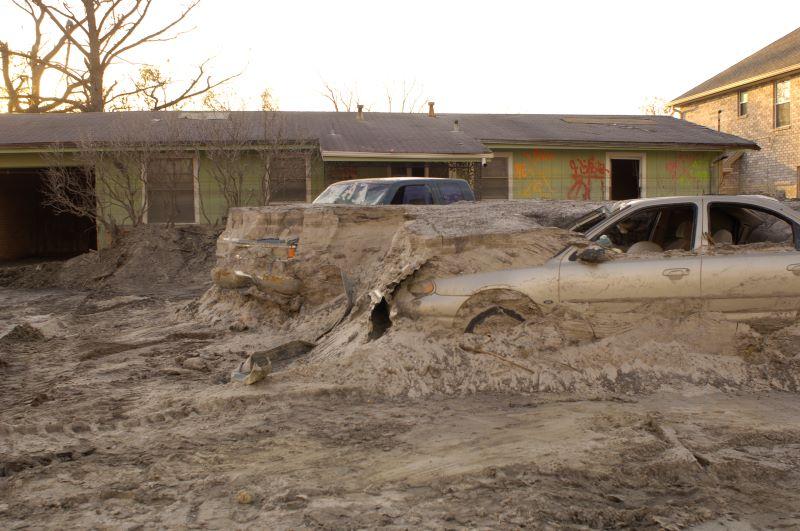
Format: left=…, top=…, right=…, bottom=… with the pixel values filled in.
left=671, top=27, right=800, bottom=198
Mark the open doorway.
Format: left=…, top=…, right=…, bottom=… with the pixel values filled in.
left=609, top=158, right=641, bottom=200
left=0, top=168, right=96, bottom=262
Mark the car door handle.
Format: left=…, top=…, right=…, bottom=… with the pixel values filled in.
left=663, top=267, right=691, bottom=278
left=788, top=263, right=800, bottom=275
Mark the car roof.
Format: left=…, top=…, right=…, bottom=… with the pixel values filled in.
left=326, top=177, right=465, bottom=186
left=613, top=194, right=781, bottom=211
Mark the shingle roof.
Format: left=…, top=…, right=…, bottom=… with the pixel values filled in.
left=0, top=110, right=758, bottom=155
left=673, top=26, right=800, bottom=104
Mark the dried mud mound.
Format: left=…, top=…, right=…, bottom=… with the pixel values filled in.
left=58, top=225, right=219, bottom=295
left=0, top=225, right=220, bottom=295
left=302, top=310, right=800, bottom=398
left=195, top=201, right=585, bottom=336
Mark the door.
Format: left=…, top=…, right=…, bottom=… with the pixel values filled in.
left=610, top=159, right=640, bottom=200
left=559, top=203, right=702, bottom=312
left=479, top=153, right=510, bottom=200
left=701, top=200, right=800, bottom=314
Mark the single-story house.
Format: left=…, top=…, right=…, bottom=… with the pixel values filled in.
left=0, top=108, right=756, bottom=260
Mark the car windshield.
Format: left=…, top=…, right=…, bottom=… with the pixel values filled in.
left=569, top=206, right=613, bottom=234
left=313, top=182, right=393, bottom=205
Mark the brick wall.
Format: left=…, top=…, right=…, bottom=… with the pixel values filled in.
left=679, top=74, right=800, bottom=198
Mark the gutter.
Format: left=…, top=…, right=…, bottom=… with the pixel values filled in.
left=480, top=141, right=760, bottom=152
left=670, top=63, right=800, bottom=107
left=320, top=151, right=493, bottom=162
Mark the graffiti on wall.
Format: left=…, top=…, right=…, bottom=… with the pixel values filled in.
left=665, top=154, right=708, bottom=191
left=568, top=156, right=607, bottom=200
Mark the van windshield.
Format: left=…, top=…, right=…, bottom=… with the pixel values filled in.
left=313, top=182, right=393, bottom=205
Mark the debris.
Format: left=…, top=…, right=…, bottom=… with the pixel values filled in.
left=1, top=323, right=45, bottom=343
left=181, top=357, right=208, bottom=371
left=235, top=490, right=254, bottom=504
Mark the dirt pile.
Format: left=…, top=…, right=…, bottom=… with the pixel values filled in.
left=301, top=309, right=800, bottom=397
left=1, top=323, right=45, bottom=343
left=0, top=225, right=220, bottom=295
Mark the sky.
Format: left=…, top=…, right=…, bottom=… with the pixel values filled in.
left=1, top=0, right=798, bottom=114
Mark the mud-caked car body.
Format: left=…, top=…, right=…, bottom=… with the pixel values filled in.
left=394, top=195, right=800, bottom=330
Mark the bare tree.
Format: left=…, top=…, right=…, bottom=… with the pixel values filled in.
left=201, top=112, right=315, bottom=213
left=322, top=81, right=359, bottom=112
left=385, top=80, right=426, bottom=113
left=640, top=97, right=673, bottom=116
left=41, top=115, right=187, bottom=237
left=322, top=80, right=427, bottom=113
left=260, top=88, right=277, bottom=111
left=1, top=0, right=234, bottom=113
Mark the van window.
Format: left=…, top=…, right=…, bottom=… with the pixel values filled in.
left=391, top=185, right=434, bottom=205
left=438, top=181, right=468, bottom=204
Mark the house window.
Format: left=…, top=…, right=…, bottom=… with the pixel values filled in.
left=776, top=80, right=791, bottom=128
left=738, top=91, right=748, bottom=116
left=146, top=158, right=195, bottom=223
left=269, top=155, right=307, bottom=202
left=479, top=155, right=510, bottom=199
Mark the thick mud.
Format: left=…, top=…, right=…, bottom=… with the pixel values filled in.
left=2, top=202, right=800, bottom=528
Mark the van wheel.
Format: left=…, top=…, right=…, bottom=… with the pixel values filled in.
left=456, top=290, right=540, bottom=335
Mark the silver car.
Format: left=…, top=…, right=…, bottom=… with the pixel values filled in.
left=393, top=195, right=800, bottom=332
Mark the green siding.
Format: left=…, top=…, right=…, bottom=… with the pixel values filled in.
left=509, top=148, right=720, bottom=200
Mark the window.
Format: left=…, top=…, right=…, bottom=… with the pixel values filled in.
left=480, top=155, right=509, bottom=199
left=738, top=91, right=748, bottom=116
left=593, top=205, right=696, bottom=254
left=776, top=80, right=791, bottom=128
left=390, top=185, right=433, bottom=205
left=270, top=155, right=307, bottom=202
left=437, top=180, right=468, bottom=204
left=708, top=204, right=795, bottom=247
left=146, top=158, right=195, bottom=223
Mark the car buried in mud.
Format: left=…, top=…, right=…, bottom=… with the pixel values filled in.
left=392, top=195, right=800, bottom=332
left=313, top=177, right=475, bottom=205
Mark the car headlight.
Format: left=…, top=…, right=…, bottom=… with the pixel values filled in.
left=408, top=280, right=435, bottom=296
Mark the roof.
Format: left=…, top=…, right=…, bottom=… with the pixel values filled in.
left=672, top=26, right=800, bottom=105
left=0, top=110, right=758, bottom=156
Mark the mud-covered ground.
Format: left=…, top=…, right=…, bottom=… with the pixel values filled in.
left=2, top=201, right=800, bottom=529
left=2, top=286, right=800, bottom=529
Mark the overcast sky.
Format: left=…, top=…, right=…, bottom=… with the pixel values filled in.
left=1, top=0, right=798, bottom=113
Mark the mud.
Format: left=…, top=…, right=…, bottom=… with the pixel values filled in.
left=2, top=201, right=800, bottom=528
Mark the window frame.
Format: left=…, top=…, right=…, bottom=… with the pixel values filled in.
left=775, top=79, right=791, bottom=129
left=738, top=90, right=748, bottom=117
left=143, top=154, right=198, bottom=224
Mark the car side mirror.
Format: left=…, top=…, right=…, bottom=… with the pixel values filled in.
left=576, top=246, right=610, bottom=264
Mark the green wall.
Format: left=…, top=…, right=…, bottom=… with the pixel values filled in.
left=508, top=148, right=720, bottom=200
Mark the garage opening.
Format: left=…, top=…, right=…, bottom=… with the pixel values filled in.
left=0, top=168, right=96, bottom=262
left=610, top=159, right=640, bottom=200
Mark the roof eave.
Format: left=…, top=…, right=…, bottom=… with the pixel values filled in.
left=480, top=140, right=760, bottom=151
left=320, top=151, right=492, bottom=162
left=670, top=63, right=800, bottom=107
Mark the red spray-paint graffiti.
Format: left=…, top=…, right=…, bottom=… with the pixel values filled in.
left=568, top=156, right=607, bottom=200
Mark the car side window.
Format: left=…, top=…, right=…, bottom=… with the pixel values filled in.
left=708, top=203, right=796, bottom=249
left=437, top=181, right=467, bottom=204
left=391, top=185, right=434, bottom=205
left=594, top=205, right=696, bottom=255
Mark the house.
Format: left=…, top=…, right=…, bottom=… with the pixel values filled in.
left=0, top=108, right=755, bottom=260
left=670, top=26, right=800, bottom=198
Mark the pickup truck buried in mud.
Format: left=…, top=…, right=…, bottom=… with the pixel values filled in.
left=393, top=195, right=800, bottom=333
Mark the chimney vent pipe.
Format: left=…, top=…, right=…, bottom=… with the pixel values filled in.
left=357, top=104, right=364, bottom=120
left=428, top=101, right=435, bottom=117
left=452, top=119, right=460, bottom=132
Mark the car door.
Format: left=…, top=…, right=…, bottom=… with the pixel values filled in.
left=700, top=199, right=800, bottom=314
left=558, top=202, right=703, bottom=313
left=390, top=184, right=434, bottom=205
